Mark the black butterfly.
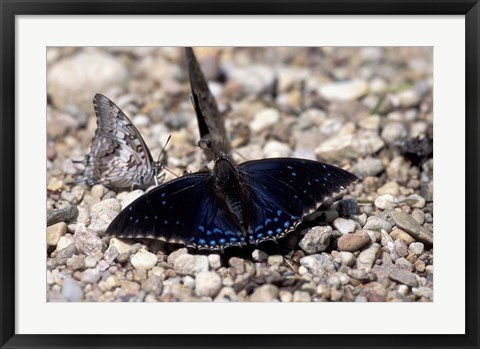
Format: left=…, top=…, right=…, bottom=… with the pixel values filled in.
left=106, top=155, right=357, bottom=252
left=185, top=47, right=231, bottom=159
left=75, top=93, right=167, bottom=190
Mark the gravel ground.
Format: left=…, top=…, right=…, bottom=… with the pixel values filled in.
left=46, top=47, right=433, bottom=302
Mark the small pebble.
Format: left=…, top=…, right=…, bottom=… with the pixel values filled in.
left=356, top=243, right=381, bottom=271
left=195, top=271, right=222, bottom=297
left=388, top=268, right=419, bottom=287
left=299, top=226, right=332, bottom=254
left=377, top=182, right=400, bottom=196
left=47, top=222, right=67, bottom=248
left=332, top=218, right=356, bottom=235
left=207, top=254, right=222, bottom=270
left=174, top=254, right=209, bottom=276
left=267, top=255, right=284, bottom=265
left=250, top=108, right=280, bottom=133
left=337, top=231, right=371, bottom=252
left=252, top=249, right=269, bottom=262
left=62, top=277, right=84, bottom=302
left=374, top=194, right=397, bottom=210
left=81, top=268, right=101, bottom=283
left=363, top=216, right=393, bottom=232
left=409, top=242, right=424, bottom=256
left=293, top=291, right=311, bottom=302
left=130, top=249, right=158, bottom=270
left=338, top=251, right=356, bottom=267
left=391, top=211, right=433, bottom=245
left=228, top=257, right=245, bottom=274
left=250, top=284, right=279, bottom=302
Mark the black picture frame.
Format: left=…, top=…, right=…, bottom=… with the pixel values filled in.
left=1, top=1, right=479, bottom=348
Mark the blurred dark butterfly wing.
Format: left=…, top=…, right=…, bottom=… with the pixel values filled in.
left=106, top=172, right=247, bottom=250
left=79, top=93, right=161, bottom=190
left=238, top=158, right=358, bottom=244
left=185, top=47, right=230, bottom=158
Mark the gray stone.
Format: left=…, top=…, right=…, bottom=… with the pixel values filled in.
left=395, top=257, right=413, bottom=270
left=81, top=268, right=101, bottom=283
left=293, top=290, right=311, bottom=302
left=267, top=255, right=284, bottom=265
left=409, top=242, right=425, bottom=256
left=91, top=198, right=122, bottom=217
left=252, top=249, right=269, bottom=262
left=173, top=254, right=208, bottom=276
left=60, top=186, right=85, bottom=205
left=228, top=257, right=245, bottom=274
left=167, top=248, right=188, bottom=266
left=195, top=271, right=222, bottom=297
left=250, top=108, right=280, bottom=133
left=332, top=218, right=357, bottom=235
left=207, top=254, right=222, bottom=270
left=363, top=216, right=393, bottom=232
left=120, top=190, right=145, bottom=210
left=315, top=134, right=385, bottom=161
left=375, top=194, right=398, bottom=210
left=411, top=209, right=425, bottom=225
left=84, top=255, right=97, bottom=268
left=405, top=194, right=426, bottom=209
left=319, top=79, right=369, bottom=101
left=62, top=277, right=84, bottom=302
left=299, top=226, right=332, bottom=254
left=388, top=268, right=419, bottom=287
left=412, top=286, right=433, bottom=299
left=377, top=182, right=400, bottom=196
left=130, top=249, right=158, bottom=270
left=381, top=122, right=407, bottom=144
left=56, top=243, right=78, bottom=261
left=338, top=251, right=355, bottom=267
left=74, top=224, right=103, bottom=256
left=300, top=253, right=336, bottom=276
left=250, top=284, right=279, bottom=302
left=228, top=64, right=277, bottom=95
left=391, top=211, right=433, bottom=245
left=47, top=205, right=79, bottom=226
left=356, top=243, right=381, bottom=271
left=351, top=158, right=384, bottom=179
left=141, top=276, right=163, bottom=294
left=263, top=140, right=291, bottom=158
left=109, top=237, right=133, bottom=255
left=66, top=255, right=85, bottom=270
left=103, top=245, right=119, bottom=264
left=394, top=239, right=409, bottom=257
left=337, top=231, right=371, bottom=252
left=47, top=51, right=129, bottom=110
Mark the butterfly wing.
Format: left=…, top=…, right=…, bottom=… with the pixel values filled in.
left=185, top=47, right=230, bottom=157
left=81, top=94, right=157, bottom=189
left=238, top=158, right=358, bottom=244
left=106, top=172, right=246, bottom=251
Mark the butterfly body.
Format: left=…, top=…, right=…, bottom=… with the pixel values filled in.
left=76, top=94, right=165, bottom=190
left=106, top=156, right=358, bottom=252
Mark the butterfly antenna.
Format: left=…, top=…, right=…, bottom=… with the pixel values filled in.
left=163, top=166, right=179, bottom=178
left=230, top=150, right=248, bottom=161
left=157, top=135, right=172, bottom=163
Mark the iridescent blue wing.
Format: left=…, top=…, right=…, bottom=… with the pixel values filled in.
left=106, top=172, right=246, bottom=251
left=238, top=158, right=358, bottom=244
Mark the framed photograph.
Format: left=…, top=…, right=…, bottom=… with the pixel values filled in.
left=1, top=1, right=478, bottom=349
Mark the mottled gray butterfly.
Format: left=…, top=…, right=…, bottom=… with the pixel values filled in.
left=75, top=93, right=168, bottom=190
left=185, top=47, right=231, bottom=159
